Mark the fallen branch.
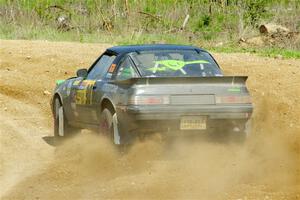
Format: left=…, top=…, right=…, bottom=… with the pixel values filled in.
left=259, top=23, right=289, bottom=35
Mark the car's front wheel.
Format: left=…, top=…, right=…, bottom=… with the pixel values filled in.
left=53, top=98, right=79, bottom=138
left=54, top=98, right=65, bottom=137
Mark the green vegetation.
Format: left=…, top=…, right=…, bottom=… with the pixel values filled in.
left=1, top=0, right=299, bottom=58
left=211, top=45, right=300, bottom=59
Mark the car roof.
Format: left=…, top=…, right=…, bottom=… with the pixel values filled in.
left=107, top=44, right=206, bottom=54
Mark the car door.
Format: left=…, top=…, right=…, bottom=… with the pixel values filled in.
left=73, top=53, right=116, bottom=124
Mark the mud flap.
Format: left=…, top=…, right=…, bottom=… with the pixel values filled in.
left=112, top=113, right=120, bottom=145
left=58, top=107, right=64, bottom=137
left=245, top=120, right=251, bottom=137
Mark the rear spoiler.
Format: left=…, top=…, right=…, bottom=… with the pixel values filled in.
left=114, top=76, right=248, bottom=86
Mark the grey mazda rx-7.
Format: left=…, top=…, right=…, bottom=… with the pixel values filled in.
left=51, top=44, right=253, bottom=145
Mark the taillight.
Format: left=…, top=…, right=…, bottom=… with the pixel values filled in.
left=129, top=96, right=170, bottom=105
left=216, top=96, right=252, bottom=104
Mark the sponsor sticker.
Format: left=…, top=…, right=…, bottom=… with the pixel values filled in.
left=73, top=80, right=81, bottom=86
left=108, top=64, right=117, bottom=73
left=75, top=80, right=96, bottom=105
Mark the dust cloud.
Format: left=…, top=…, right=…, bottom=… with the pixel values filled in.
left=4, top=119, right=299, bottom=200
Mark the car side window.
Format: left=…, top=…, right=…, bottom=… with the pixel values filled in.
left=116, top=57, right=138, bottom=80
left=87, top=54, right=116, bottom=80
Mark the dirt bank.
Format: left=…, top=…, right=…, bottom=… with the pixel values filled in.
left=0, top=40, right=299, bottom=199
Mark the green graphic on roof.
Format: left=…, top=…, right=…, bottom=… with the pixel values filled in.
left=147, top=60, right=209, bottom=72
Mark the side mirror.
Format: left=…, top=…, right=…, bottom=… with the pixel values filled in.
left=76, top=68, right=88, bottom=78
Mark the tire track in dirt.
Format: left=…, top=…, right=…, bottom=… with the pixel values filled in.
left=0, top=93, right=53, bottom=197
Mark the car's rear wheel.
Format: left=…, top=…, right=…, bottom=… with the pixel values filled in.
left=53, top=98, right=79, bottom=138
left=226, top=120, right=251, bottom=143
left=100, top=108, right=135, bottom=148
left=208, top=120, right=251, bottom=143
left=100, top=108, right=122, bottom=145
left=239, top=119, right=251, bottom=141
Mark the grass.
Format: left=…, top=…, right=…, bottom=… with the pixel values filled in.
left=0, top=21, right=194, bottom=45
left=0, top=0, right=299, bottom=59
left=210, top=46, right=300, bottom=59
left=1, top=23, right=299, bottom=59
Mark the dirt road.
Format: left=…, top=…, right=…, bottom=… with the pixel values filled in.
left=0, top=40, right=299, bottom=199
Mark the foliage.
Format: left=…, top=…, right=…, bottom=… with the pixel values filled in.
left=210, top=45, right=300, bottom=59
left=0, top=0, right=299, bottom=58
left=243, top=0, right=268, bottom=26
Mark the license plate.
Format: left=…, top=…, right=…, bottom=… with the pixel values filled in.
left=180, top=116, right=207, bottom=130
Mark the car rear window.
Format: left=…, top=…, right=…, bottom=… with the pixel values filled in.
left=130, top=50, right=222, bottom=77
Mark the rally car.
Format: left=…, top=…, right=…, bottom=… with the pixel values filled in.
left=51, top=44, right=253, bottom=145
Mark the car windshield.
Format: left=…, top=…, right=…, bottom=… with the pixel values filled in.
left=130, top=50, right=222, bottom=77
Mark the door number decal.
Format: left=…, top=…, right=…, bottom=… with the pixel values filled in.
left=75, top=80, right=96, bottom=105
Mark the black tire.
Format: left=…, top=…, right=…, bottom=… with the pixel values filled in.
left=240, top=119, right=251, bottom=142
left=99, top=108, right=114, bottom=140
left=100, top=108, right=132, bottom=146
left=231, top=131, right=247, bottom=143
left=208, top=123, right=249, bottom=144
left=53, top=98, right=80, bottom=138
left=231, top=119, right=251, bottom=143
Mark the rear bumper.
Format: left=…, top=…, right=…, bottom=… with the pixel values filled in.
left=122, top=104, right=252, bottom=120
left=116, top=104, right=253, bottom=133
